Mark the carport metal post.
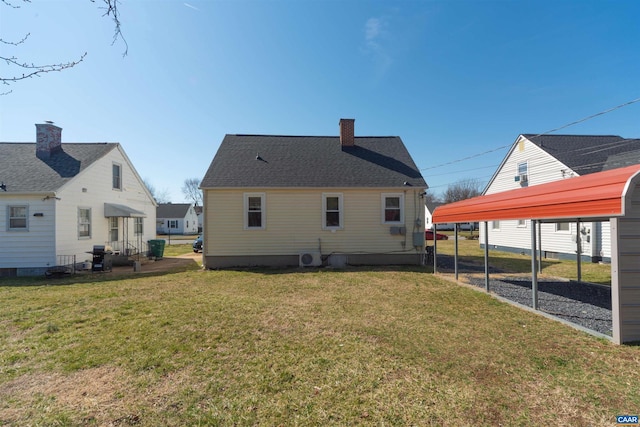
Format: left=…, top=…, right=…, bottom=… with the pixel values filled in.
left=454, top=223, right=459, bottom=281
left=484, top=221, right=490, bottom=291
left=576, top=219, right=582, bottom=282
left=433, top=224, right=438, bottom=273
left=531, top=219, right=539, bottom=310
left=537, top=221, right=542, bottom=273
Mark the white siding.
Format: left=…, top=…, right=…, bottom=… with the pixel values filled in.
left=0, top=195, right=56, bottom=268
left=482, top=136, right=606, bottom=258
left=55, top=146, right=156, bottom=262
left=157, top=208, right=199, bottom=235
left=205, top=188, right=425, bottom=257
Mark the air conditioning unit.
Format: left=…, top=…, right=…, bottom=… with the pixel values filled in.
left=299, top=251, right=322, bottom=267
left=515, top=174, right=528, bottom=183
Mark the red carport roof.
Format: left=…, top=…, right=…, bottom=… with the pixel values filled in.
left=432, top=164, right=640, bottom=224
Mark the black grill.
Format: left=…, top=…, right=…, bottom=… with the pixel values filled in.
left=91, top=245, right=113, bottom=272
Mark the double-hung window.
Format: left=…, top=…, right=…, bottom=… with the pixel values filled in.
left=8, top=206, right=28, bottom=231
left=244, top=193, right=265, bottom=229
left=78, top=208, right=91, bottom=238
left=112, top=163, right=122, bottom=190
left=134, top=217, right=143, bottom=235
left=382, top=193, right=404, bottom=224
left=322, top=193, right=343, bottom=230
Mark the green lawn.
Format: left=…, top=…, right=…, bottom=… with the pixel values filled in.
left=433, top=237, right=612, bottom=285
left=0, top=261, right=636, bottom=426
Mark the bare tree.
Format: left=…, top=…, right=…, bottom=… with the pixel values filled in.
left=1, top=0, right=126, bottom=94
left=143, top=178, right=170, bottom=204
left=182, top=178, right=203, bottom=207
left=423, top=189, right=441, bottom=206
left=442, top=178, right=483, bottom=204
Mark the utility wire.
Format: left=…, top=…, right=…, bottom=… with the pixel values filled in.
left=419, top=96, right=640, bottom=172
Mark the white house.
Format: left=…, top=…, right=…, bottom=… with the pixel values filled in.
left=480, top=134, right=640, bottom=262
left=156, top=203, right=199, bottom=235
left=0, top=122, right=157, bottom=276
left=199, top=119, right=428, bottom=268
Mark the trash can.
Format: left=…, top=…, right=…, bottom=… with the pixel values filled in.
left=148, top=239, right=166, bottom=259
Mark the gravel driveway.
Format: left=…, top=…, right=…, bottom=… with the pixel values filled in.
left=434, top=255, right=613, bottom=336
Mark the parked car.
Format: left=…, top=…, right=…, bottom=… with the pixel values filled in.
left=193, top=235, right=203, bottom=252
left=425, top=230, right=448, bottom=240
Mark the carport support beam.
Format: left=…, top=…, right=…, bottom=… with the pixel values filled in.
left=433, top=224, right=437, bottom=273
left=576, top=219, right=582, bottom=282
left=537, top=221, right=542, bottom=273
left=484, top=221, right=490, bottom=292
left=454, top=223, right=459, bottom=281
left=531, top=219, right=539, bottom=310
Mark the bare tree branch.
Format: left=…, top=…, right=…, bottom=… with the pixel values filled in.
left=1, top=0, right=126, bottom=93
left=92, top=0, right=128, bottom=56
left=182, top=178, right=203, bottom=207
left=1, top=53, right=87, bottom=83
left=443, top=178, right=483, bottom=204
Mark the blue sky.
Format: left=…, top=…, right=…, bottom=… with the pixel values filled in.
left=1, top=0, right=639, bottom=202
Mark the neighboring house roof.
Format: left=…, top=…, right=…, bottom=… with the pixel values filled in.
left=200, top=135, right=427, bottom=188
left=483, top=134, right=640, bottom=193
left=0, top=142, right=118, bottom=193
left=157, top=203, right=193, bottom=218
left=425, top=202, right=444, bottom=213
left=522, top=134, right=640, bottom=175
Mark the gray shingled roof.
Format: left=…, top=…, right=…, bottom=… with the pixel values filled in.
left=0, top=143, right=118, bottom=193
left=200, top=135, right=427, bottom=188
left=523, top=134, right=640, bottom=175
left=157, top=203, right=192, bottom=218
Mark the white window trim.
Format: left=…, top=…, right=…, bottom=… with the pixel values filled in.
left=381, top=193, right=404, bottom=224
left=244, top=193, right=266, bottom=230
left=322, top=193, right=343, bottom=230
left=492, top=220, right=500, bottom=230
left=517, top=219, right=527, bottom=228
left=78, top=207, right=91, bottom=239
left=556, top=222, right=570, bottom=233
left=8, top=205, right=28, bottom=231
left=112, top=162, right=122, bottom=190
left=134, top=217, right=143, bottom=236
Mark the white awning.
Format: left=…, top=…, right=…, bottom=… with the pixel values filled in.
left=104, top=203, right=147, bottom=218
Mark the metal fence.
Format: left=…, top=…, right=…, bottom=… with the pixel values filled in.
left=106, top=240, right=149, bottom=257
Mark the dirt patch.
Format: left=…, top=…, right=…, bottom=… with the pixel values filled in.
left=81, top=254, right=202, bottom=277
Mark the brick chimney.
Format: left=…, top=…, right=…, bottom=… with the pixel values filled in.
left=36, top=122, right=62, bottom=160
left=339, top=118, right=355, bottom=147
